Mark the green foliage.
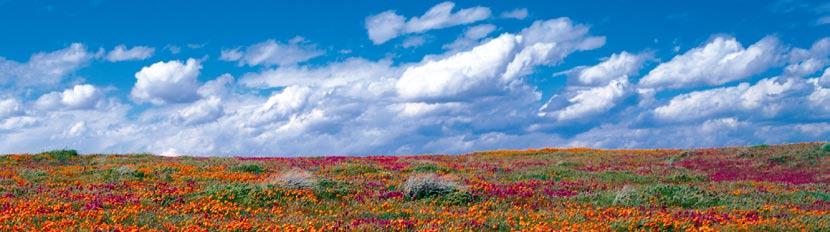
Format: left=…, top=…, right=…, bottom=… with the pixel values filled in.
left=767, top=155, right=794, bottom=165
left=313, top=179, right=353, bottom=200
left=751, top=144, right=770, bottom=149
left=667, top=173, right=708, bottom=183
left=612, top=184, right=721, bottom=209
left=18, top=169, right=48, bottom=183
left=822, top=143, right=830, bottom=152
left=231, top=163, right=265, bottom=174
left=402, top=174, right=459, bottom=200
left=597, top=171, right=656, bottom=184
left=40, top=149, right=78, bottom=164
left=645, top=184, right=721, bottom=208
left=203, top=183, right=281, bottom=207
left=410, top=163, right=452, bottom=173
left=438, top=190, right=477, bottom=205
left=332, top=163, right=380, bottom=175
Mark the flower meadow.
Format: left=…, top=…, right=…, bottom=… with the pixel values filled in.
left=1, top=143, right=830, bottom=231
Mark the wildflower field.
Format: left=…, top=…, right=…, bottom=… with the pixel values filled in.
left=2, top=143, right=830, bottom=231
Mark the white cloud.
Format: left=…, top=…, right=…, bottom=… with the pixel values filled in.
left=173, top=96, right=223, bottom=125
left=35, top=84, right=104, bottom=110
left=131, top=59, right=201, bottom=105
left=105, top=45, right=155, bottom=62
left=818, top=67, right=830, bottom=87
left=240, top=58, right=396, bottom=90
left=398, top=18, right=604, bottom=101
left=640, top=36, right=783, bottom=89
left=0, top=98, right=22, bottom=118
left=402, top=36, right=427, bottom=48
left=365, top=11, right=407, bottom=45
left=366, top=1, right=491, bottom=44
left=565, top=51, right=648, bottom=86
left=220, top=37, right=323, bottom=67
left=539, top=77, right=630, bottom=121
left=6, top=16, right=830, bottom=157
left=397, top=34, right=519, bottom=100
left=817, top=16, right=830, bottom=25
left=500, top=8, right=528, bottom=20
left=443, top=24, right=496, bottom=51
left=0, top=43, right=92, bottom=87
left=785, top=37, right=830, bottom=77
left=653, top=77, right=808, bottom=122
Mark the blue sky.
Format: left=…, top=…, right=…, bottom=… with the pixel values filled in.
left=1, top=0, right=829, bottom=156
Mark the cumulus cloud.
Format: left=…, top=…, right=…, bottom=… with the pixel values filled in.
left=785, top=37, right=830, bottom=77
left=131, top=59, right=202, bottom=105
left=564, top=51, right=649, bottom=86
left=173, top=96, right=224, bottom=125
left=500, top=8, right=528, bottom=19
left=240, top=58, right=396, bottom=89
left=105, top=45, right=155, bottom=62
left=366, top=1, right=491, bottom=44
left=653, top=77, right=809, bottom=123
left=220, top=37, right=323, bottom=67
left=443, top=24, right=496, bottom=51
left=639, top=36, right=784, bottom=89
left=540, top=77, right=631, bottom=121
left=402, top=36, right=427, bottom=48
left=397, top=34, right=520, bottom=100
left=35, top=84, right=104, bottom=110
left=0, top=98, right=23, bottom=118
left=4, top=11, right=829, bottom=156
left=0, top=43, right=92, bottom=87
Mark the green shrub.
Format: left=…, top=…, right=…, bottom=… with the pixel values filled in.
left=332, top=164, right=379, bottom=175
left=667, top=173, right=707, bottom=183
left=822, top=143, right=830, bottom=152
left=40, top=149, right=78, bottom=164
left=402, top=174, right=460, bottom=200
left=751, top=144, right=770, bottom=149
left=439, top=190, right=476, bottom=205
left=203, top=183, right=282, bottom=207
left=645, top=184, right=720, bottom=208
left=767, top=155, right=794, bottom=165
left=231, top=163, right=265, bottom=174
left=410, top=163, right=452, bottom=173
left=19, top=169, right=48, bottom=183
left=612, top=184, right=720, bottom=208
left=313, top=179, right=353, bottom=200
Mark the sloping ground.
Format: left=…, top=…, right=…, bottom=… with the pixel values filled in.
left=1, top=143, right=829, bottom=231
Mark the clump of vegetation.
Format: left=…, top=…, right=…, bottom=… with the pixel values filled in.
left=751, top=144, right=770, bottom=149
left=268, top=169, right=317, bottom=189
left=314, top=179, right=354, bottom=200
left=613, top=184, right=720, bottom=208
left=822, top=143, right=830, bottom=152
left=645, top=184, right=721, bottom=208
left=332, top=163, right=380, bottom=175
left=231, top=163, right=265, bottom=174
left=667, top=173, right=707, bottom=183
left=402, top=174, right=461, bottom=200
left=115, top=166, right=145, bottom=178
left=40, top=149, right=78, bottom=164
left=410, top=163, right=452, bottom=173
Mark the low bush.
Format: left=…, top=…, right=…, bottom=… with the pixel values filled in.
left=645, top=184, right=721, bottom=208
left=402, top=174, right=460, bottom=200
left=268, top=169, right=317, bottom=189
left=613, top=184, right=720, bottom=208
left=40, top=149, right=78, bottom=164
left=410, top=163, right=452, bottom=173
left=231, top=163, right=265, bottom=174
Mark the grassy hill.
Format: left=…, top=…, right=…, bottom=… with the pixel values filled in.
left=1, top=143, right=829, bottom=231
